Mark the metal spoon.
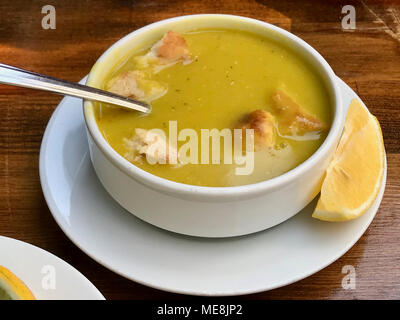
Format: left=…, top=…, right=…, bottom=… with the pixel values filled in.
left=0, top=63, right=151, bottom=113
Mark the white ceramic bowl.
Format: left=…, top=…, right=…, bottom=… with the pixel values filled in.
left=83, top=14, right=344, bottom=237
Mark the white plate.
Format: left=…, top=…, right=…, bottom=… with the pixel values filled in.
left=39, top=76, right=386, bottom=296
left=0, top=236, right=104, bottom=300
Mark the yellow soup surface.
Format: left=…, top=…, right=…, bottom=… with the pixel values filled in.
left=95, top=29, right=332, bottom=187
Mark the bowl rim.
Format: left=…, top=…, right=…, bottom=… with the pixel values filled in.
left=83, top=14, right=343, bottom=199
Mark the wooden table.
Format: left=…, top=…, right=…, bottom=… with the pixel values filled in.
left=0, top=0, right=399, bottom=299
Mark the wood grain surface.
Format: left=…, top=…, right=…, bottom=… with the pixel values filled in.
left=0, top=0, right=399, bottom=299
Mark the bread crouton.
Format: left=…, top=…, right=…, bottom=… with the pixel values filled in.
left=236, top=110, right=276, bottom=151
left=124, top=128, right=178, bottom=165
left=106, top=71, right=145, bottom=99
left=107, top=70, right=167, bottom=102
left=272, top=89, right=327, bottom=135
left=151, top=30, right=191, bottom=65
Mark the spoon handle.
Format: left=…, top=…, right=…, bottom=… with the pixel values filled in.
left=0, top=63, right=150, bottom=113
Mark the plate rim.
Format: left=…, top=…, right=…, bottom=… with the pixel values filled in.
left=0, top=235, right=105, bottom=300
left=39, top=76, right=387, bottom=296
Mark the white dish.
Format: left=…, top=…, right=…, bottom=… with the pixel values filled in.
left=84, top=14, right=344, bottom=237
left=0, top=236, right=104, bottom=300
left=39, top=76, right=386, bottom=296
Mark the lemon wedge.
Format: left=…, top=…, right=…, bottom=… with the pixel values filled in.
left=312, top=99, right=385, bottom=221
left=0, top=266, right=35, bottom=300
